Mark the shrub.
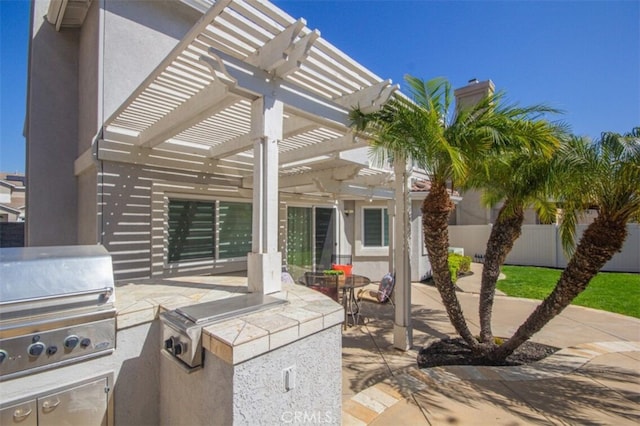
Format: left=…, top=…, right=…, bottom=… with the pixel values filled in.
left=448, top=253, right=472, bottom=283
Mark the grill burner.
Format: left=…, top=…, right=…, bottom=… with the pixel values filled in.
left=160, top=293, right=287, bottom=369
left=0, top=246, right=116, bottom=380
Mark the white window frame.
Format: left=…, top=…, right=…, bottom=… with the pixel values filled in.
left=354, top=201, right=390, bottom=257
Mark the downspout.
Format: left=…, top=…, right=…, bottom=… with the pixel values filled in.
left=98, top=0, right=105, bottom=245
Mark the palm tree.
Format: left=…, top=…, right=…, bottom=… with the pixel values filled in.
left=492, top=128, right=640, bottom=359
left=351, top=75, right=561, bottom=352
left=464, top=132, right=567, bottom=346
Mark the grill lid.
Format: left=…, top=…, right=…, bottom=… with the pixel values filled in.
left=0, top=245, right=115, bottom=303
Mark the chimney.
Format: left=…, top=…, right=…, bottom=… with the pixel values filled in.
left=454, top=79, right=495, bottom=111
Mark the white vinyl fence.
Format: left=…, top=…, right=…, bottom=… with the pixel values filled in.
left=449, top=224, right=639, bottom=273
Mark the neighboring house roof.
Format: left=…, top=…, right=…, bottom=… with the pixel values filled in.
left=0, top=175, right=26, bottom=191
left=0, top=204, right=23, bottom=216
left=0, top=173, right=27, bottom=220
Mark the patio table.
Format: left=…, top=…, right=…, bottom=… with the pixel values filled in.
left=340, top=275, right=370, bottom=328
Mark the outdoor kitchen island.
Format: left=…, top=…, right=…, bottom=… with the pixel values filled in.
left=1, top=275, right=344, bottom=426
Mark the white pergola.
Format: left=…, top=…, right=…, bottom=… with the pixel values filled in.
left=86, top=0, right=413, bottom=349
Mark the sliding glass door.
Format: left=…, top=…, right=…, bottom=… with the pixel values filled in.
left=286, top=206, right=335, bottom=281
left=314, top=207, right=335, bottom=271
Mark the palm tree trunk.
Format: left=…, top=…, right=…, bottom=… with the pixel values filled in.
left=422, top=183, right=480, bottom=351
left=491, top=216, right=628, bottom=361
left=479, top=202, right=524, bottom=344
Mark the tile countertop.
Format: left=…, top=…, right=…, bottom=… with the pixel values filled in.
left=114, top=276, right=344, bottom=365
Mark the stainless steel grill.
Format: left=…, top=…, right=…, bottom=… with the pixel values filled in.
left=160, top=293, right=287, bottom=369
left=0, top=245, right=116, bottom=380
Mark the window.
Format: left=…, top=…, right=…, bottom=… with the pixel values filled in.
left=167, top=199, right=252, bottom=262
left=168, top=200, right=215, bottom=262
left=218, top=201, right=252, bottom=259
left=363, top=208, right=389, bottom=247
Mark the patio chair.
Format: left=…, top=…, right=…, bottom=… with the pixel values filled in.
left=302, top=272, right=340, bottom=302
left=356, top=273, right=395, bottom=324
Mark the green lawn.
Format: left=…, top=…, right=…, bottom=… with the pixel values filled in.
left=497, top=265, right=640, bottom=319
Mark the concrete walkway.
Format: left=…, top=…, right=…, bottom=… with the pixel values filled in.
left=341, top=263, right=640, bottom=425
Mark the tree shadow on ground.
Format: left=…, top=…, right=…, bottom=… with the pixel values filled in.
left=342, top=304, right=453, bottom=396
left=342, top=298, right=640, bottom=425
left=411, top=357, right=640, bottom=425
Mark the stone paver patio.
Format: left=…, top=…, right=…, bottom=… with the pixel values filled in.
left=341, top=263, right=640, bottom=425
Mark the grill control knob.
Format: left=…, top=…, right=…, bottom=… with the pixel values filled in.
left=0, top=350, right=7, bottom=362
left=80, top=338, right=91, bottom=348
left=64, top=336, right=80, bottom=349
left=164, top=338, right=173, bottom=350
left=28, top=342, right=46, bottom=357
left=173, top=342, right=184, bottom=356
left=47, top=345, right=58, bottom=356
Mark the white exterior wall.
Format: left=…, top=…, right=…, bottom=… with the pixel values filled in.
left=352, top=200, right=390, bottom=280
left=26, top=0, right=80, bottom=246
left=411, top=198, right=432, bottom=281
left=100, top=161, right=249, bottom=281
left=76, top=1, right=101, bottom=244
left=449, top=224, right=640, bottom=273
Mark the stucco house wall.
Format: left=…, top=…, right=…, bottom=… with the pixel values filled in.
left=27, top=0, right=80, bottom=246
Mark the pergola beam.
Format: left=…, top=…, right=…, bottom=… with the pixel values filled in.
left=241, top=164, right=360, bottom=189
left=207, top=115, right=319, bottom=159
left=247, top=18, right=306, bottom=71
left=312, top=179, right=395, bottom=199
left=279, top=132, right=365, bottom=164
left=210, top=48, right=351, bottom=127
left=335, top=79, right=399, bottom=113
left=274, top=164, right=362, bottom=189
left=275, top=30, right=320, bottom=77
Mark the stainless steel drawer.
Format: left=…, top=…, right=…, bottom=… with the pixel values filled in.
left=38, top=377, right=108, bottom=426
left=0, top=400, right=37, bottom=426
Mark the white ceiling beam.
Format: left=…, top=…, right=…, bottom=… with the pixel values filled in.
left=247, top=18, right=306, bottom=71
left=282, top=115, right=316, bottom=133
left=210, top=48, right=350, bottom=127
left=207, top=115, right=318, bottom=159
left=335, top=79, right=399, bottom=113
left=138, top=83, right=233, bottom=148
left=323, top=181, right=395, bottom=199
left=348, top=173, right=395, bottom=188
left=275, top=29, right=320, bottom=78
left=96, top=140, right=243, bottom=182
left=279, top=184, right=322, bottom=194
left=271, top=164, right=362, bottom=189
left=208, top=133, right=252, bottom=158
left=279, top=132, right=365, bottom=164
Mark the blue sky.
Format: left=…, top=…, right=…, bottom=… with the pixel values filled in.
left=1, top=0, right=638, bottom=174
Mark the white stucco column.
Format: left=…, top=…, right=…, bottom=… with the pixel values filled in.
left=248, top=95, right=283, bottom=294
left=392, top=156, right=412, bottom=350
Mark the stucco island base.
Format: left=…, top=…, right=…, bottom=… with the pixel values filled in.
left=158, top=282, right=343, bottom=426
left=160, top=326, right=342, bottom=425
